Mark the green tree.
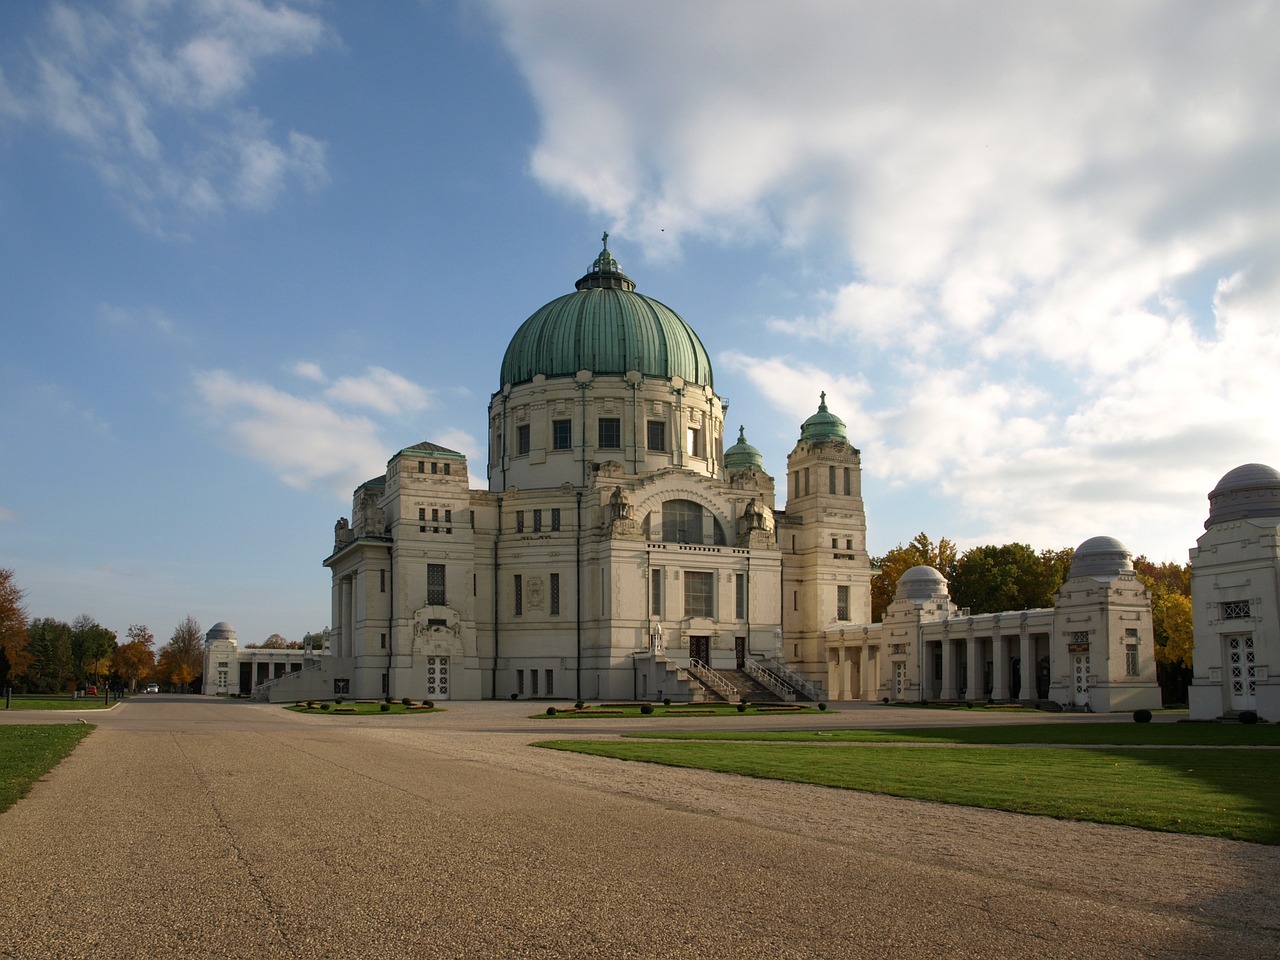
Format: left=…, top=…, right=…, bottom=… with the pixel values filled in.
left=871, top=533, right=957, bottom=621
left=950, top=543, right=1072, bottom=614
left=157, top=616, right=203, bottom=692
left=70, top=614, right=117, bottom=686
left=27, top=618, right=74, bottom=693
left=302, top=628, right=330, bottom=653
left=0, top=568, right=32, bottom=686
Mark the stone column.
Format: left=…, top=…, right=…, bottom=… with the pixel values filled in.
left=992, top=636, right=1009, bottom=700
left=340, top=576, right=354, bottom=658
left=940, top=639, right=957, bottom=700
left=966, top=636, right=981, bottom=700
left=1019, top=632, right=1034, bottom=701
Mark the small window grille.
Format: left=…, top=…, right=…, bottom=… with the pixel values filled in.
left=1222, top=600, right=1251, bottom=620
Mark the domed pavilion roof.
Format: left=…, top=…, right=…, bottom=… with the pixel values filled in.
left=1206, top=463, right=1280, bottom=528
left=499, top=235, right=714, bottom=389
left=1068, top=536, right=1133, bottom=579
left=895, top=565, right=949, bottom=602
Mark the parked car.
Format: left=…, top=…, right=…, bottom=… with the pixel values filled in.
left=145, top=683, right=159, bottom=694
left=86, top=685, right=98, bottom=696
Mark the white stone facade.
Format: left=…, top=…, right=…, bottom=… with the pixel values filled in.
left=200, top=621, right=322, bottom=697
left=1189, top=464, right=1280, bottom=721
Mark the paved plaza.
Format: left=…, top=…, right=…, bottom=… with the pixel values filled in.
left=1, top=697, right=1277, bottom=959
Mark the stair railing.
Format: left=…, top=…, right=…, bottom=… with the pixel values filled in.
left=686, top=659, right=737, bottom=701
left=757, top=658, right=823, bottom=702
left=742, top=660, right=797, bottom=701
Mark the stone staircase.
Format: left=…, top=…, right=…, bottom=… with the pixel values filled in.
left=698, top=667, right=785, bottom=703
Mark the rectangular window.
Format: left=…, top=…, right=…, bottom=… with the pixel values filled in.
left=829, top=465, right=837, bottom=493
left=651, top=568, right=663, bottom=617
left=647, top=420, right=666, bottom=451
left=686, top=427, right=702, bottom=458
left=517, top=669, right=524, bottom=695
left=552, top=419, right=572, bottom=450
left=382, top=673, right=388, bottom=694
left=516, top=510, right=525, bottom=533
left=531, top=669, right=539, bottom=696
left=837, top=585, right=850, bottom=621
left=418, top=506, right=426, bottom=533
left=735, top=573, right=746, bottom=619
left=443, top=463, right=450, bottom=475
left=444, top=509, right=452, bottom=535
left=804, top=467, right=810, bottom=495
left=1222, top=600, right=1251, bottom=620
left=843, top=467, right=851, bottom=496
left=380, top=632, right=386, bottom=649
left=551, top=508, right=561, bottom=531
left=417, top=460, right=424, bottom=473
left=550, top=572, right=560, bottom=616
left=533, top=509, right=542, bottom=532
left=684, top=570, right=714, bottom=618
left=1126, top=644, right=1139, bottom=676
left=832, top=538, right=838, bottom=549
left=517, top=423, right=530, bottom=455
left=432, top=462, right=439, bottom=474
left=598, top=417, right=621, bottom=449
left=545, top=669, right=554, bottom=697
left=427, top=564, right=446, bottom=605
left=792, top=470, right=800, bottom=499
left=380, top=569, right=386, bottom=593
left=431, top=508, right=439, bottom=533
left=514, top=574, right=523, bottom=616
left=846, top=539, right=852, bottom=550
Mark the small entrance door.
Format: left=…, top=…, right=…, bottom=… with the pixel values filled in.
left=1073, top=652, right=1090, bottom=708
left=689, top=636, right=710, bottom=665
left=892, top=661, right=906, bottom=699
left=424, top=656, right=450, bottom=700
left=1227, top=635, right=1256, bottom=711
left=735, top=637, right=746, bottom=669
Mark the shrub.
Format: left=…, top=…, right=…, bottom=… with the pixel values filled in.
left=511, top=692, right=518, bottom=700
left=663, top=698, right=671, bottom=706
left=1240, top=710, right=1259, bottom=725
left=1133, top=708, right=1153, bottom=723
left=965, top=701, right=973, bottom=709
left=883, top=697, right=890, bottom=704
left=818, top=702, right=827, bottom=711
left=422, top=699, right=434, bottom=709
left=380, top=702, right=390, bottom=712
left=546, top=706, right=557, bottom=716
left=640, top=703, right=654, bottom=715
left=335, top=696, right=344, bottom=705
left=320, top=703, right=331, bottom=711
left=402, top=697, right=412, bottom=707
left=575, top=701, right=585, bottom=710
left=920, top=699, right=929, bottom=706
left=736, top=702, right=747, bottom=713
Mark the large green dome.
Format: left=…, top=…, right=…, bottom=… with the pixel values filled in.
left=499, top=235, right=714, bottom=389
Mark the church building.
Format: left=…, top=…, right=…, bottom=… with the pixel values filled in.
left=251, top=236, right=1157, bottom=710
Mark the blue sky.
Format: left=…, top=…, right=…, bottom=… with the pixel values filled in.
left=3, top=0, right=1278, bottom=646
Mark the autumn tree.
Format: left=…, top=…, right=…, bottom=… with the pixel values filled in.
left=113, top=624, right=157, bottom=692
left=1134, top=557, right=1193, bottom=704
left=157, top=616, right=204, bottom=692
left=70, top=614, right=117, bottom=686
left=949, top=544, right=1074, bottom=615
left=871, top=533, right=958, bottom=621
left=250, top=633, right=288, bottom=649
left=0, top=568, right=33, bottom=686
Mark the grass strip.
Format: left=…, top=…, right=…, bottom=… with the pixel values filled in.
left=4, top=696, right=117, bottom=711
left=0, top=724, right=95, bottom=813
left=623, top=722, right=1280, bottom=746
left=286, top=701, right=439, bottom=716
left=536, top=739, right=1280, bottom=844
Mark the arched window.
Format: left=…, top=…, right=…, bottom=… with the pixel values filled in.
left=658, top=499, right=725, bottom=545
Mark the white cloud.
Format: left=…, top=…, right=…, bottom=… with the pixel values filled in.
left=12, top=0, right=332, bottom=229
left=324, top=367, right=431, bottom=416
left=488, top=0, right=1280, bottom=559
left=195, top=366, right=437, bottom=496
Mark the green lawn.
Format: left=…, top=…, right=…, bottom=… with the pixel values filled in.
left=622, top=722, right=1280, bottom=746
left=0, top=724, right=95, bottom=813
left=537, top=727, right=1280, bottom=844
left=3, top=695, right=119, bottom=711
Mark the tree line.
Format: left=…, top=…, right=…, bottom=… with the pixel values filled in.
left=872, top=533, right=1194, bottom=703
left=0, top=568, right=326, bottom=694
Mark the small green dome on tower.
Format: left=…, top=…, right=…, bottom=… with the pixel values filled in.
left=499, top=234, right=714, bottom=389
left=724, top=425, right=764, bottom=472
left=799, top=392, right=847, bottom=442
